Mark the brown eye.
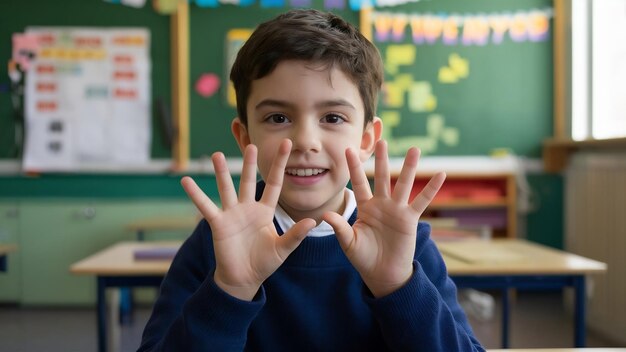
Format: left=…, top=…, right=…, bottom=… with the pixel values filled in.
left=322, top=114, right=344, bottom=124
left=267, top=114, right=289, bottom=124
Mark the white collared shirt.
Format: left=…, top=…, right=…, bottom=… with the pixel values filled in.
left=274, top=188, right=356, bottom=237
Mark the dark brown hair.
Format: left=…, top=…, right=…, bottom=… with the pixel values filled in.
left=230, top=9, right=383, bottom=127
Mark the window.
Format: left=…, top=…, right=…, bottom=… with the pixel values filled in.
left=571, top=0, right=626, bottom=140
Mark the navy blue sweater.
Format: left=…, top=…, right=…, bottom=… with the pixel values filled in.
left=138, top=191, right=484, bottom=351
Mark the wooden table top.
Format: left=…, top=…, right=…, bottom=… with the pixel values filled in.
left=437, top=239, right=607, bottom=276
left=70, top=241, right=180, bottom=276
left=70, top=238, right=607, bottom=277
left=0, top=244, right=17, bottom=255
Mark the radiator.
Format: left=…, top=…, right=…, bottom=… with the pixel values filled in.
left=565, top=151, right=626, bottom=344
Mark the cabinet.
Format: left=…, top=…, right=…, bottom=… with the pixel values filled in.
left=0, top=202, right=21, bottom=302
left=393, top=173, right=517, bottom=238
left=17, top=199, right=196, bottom=305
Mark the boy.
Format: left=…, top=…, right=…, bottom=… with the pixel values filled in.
left=139, top=9, right=484, bottom=351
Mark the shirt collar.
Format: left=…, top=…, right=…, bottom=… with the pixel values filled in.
left=274, top=188, right=357, bottom=237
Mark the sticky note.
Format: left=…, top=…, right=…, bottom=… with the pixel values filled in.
left=12, top=33, right=38, bottom=70
left=427, top=114, right=444, bottom=137
left=395, top=74, right=413, bottom=90
left=385, top=45, right=416, bottom=75
left=384, top=81, right=404, bottom=108
left=409, top=81, right=436, bottom=112
left=380, top=111, right=400, bottom=128
left=441, top=127, right=459, bottom=146
left=152, top=0, right=178, bottom=14
left=438, top=66, right=458, bottom=83
left=449, top=53, right=469, bottom=78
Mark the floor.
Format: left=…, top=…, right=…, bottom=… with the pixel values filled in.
left=0, top=290, right=622, bottom=352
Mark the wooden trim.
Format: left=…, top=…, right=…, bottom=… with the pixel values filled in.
left=553, top=0, right=567, bottom=139
left=545, top=137, right=626, bottom=148
left=506, top=174, right=517, bottom=238
left=359, top=6, right=373, bottom=42
left=171, top=0, right=190, bottom=171
left=0, top=244, right=17, bottom=255
left=543, top=137, right=626, bottom=172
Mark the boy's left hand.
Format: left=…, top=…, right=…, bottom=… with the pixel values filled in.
left=324, top=140, right=446, bottom=298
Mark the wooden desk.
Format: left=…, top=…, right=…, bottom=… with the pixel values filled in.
left=70, top=241, right=178, bottom=276
left=71, top=241, right=178, bottom=352
left=121, top=215, right=198, bottom=324
left=0, top=244, right=17, bottom=272
left=438, top=239, right=607, bottom=349
left=71, top=239, right=607, bottom=352
left=438, top=239, right=607, bottom=276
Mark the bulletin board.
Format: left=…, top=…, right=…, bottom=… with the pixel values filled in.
left=0, top=0, right=171, bottom=160
left=21, top=27, right=152, bottom=171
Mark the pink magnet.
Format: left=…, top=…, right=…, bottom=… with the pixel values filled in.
left=195, top=73, right=220, bottom=98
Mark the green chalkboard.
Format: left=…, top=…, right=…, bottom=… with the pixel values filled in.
left=187, top=3, right=357, bottom=158
left=0, top=0, right=552, bottom=162
left=187, top=0, right=553, bottom=158
left=371, top=0, right=553, bottom=157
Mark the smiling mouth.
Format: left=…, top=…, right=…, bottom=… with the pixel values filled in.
left=285, top=168, right=328, bottom=177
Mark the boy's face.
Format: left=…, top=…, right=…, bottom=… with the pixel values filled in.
left=232, top=60, right=381, bottom=222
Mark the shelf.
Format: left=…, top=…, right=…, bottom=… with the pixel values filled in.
left=388, top=173, right=517, bottom=238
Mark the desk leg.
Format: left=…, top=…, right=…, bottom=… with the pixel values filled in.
left=501, top=288, right=510, bottom=348
left=119, top=288, right=133, bottom=324
left=107, top=289, right=121, bottom=352
left=97, top=277, right=107, bottom=352
left=117, top=230, right=144, bottom=324
left=574, top=276, right=586, bottom=347
left=97, top=278, right=121, bottom=352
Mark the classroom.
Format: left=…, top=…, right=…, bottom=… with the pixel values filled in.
left=0, top=0, right=625, bottom=351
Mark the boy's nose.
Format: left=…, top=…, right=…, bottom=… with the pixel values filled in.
left=291, top=122, right=321, bottom=153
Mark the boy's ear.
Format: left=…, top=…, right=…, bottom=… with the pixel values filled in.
left=359, top=116, right=383, bottom=162
left=231, top=117, right=251, bottom=152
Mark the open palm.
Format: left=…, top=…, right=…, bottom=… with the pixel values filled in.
left=181, top=140, right=315, bottom=300
left=324, top=140, right=446, bottom=297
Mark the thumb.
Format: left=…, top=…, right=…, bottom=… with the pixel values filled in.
left=323, top=212, right=355, bottom=252
left=276, top=218, right=316, bottom=259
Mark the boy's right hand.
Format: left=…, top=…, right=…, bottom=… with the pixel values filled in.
left=181, top=139, right=316, bottom=301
